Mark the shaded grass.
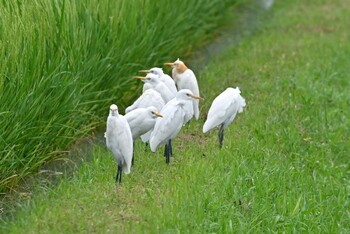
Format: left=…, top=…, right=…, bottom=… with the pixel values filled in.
left=0, top=0, right=239, bottom=191
left=1, top=0, right=349, bottom=232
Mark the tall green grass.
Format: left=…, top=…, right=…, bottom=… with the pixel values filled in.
left=0, top=0, right=239, bottom=191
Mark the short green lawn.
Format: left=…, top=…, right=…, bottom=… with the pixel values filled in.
left=1, top=0, right=349, bottom=232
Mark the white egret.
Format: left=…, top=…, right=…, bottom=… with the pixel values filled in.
left=134, top=73, right=175, bottom=103
left=125, top=106, right=163, bottom=139
left=105, top=104, right=133, bottom=183
left=125, top=106, right=163, bottom=165
left=203, top=87, right=246, bottom=148
left=150, top=89, right=203, bottom=164
left=164, top=58, right=200, bottom=120
left=139, top=67, right=177, bottom=96
left=125, top=84, right=166, bottom=145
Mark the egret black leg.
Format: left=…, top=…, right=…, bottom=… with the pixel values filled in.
left=145, top=142, right=148, bottom=150
left=116, top=163, right=123, bottom=184
left=164, top=143, right=168, bottom=157
left=165, top=142, right=170, bottom=165
left=119, top=165, right=122, bottom=183
left=169, top=139, right=173, bottom=157
left=218, top=124, right=225, bottom=149
left=132, top=142, right=135, bottom=166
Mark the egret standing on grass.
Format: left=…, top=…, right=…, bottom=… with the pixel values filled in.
left=105, top=104, right=133, bottom=184
left=150, top=89, right=203, bottom=164
left=139, top=67, right=177, bottom=96
left=125, top=106, right=163, bottom=165
left=203, top=87, right=246, bottom=148
left=164, top=58, right=200, bottom=120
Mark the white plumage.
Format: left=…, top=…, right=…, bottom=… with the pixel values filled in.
left=125, top=84, right=165, bottom=144
left=105, top=104, right=133, bottom=183
left=149, top=103, right=184, bottom=152
left=139, top=67, right=177, bottom=96
left=165, top=58, right=200, bottom=120
left=165, top=96, right=193, bottom=126
left=203, top=87, right=246, bottom=148
left=125, top=106, right=163, bottom=165
left=150, top=89, right=202, bottom=164
left=125, top=106, right=163, bottom=141
left=134, top=73, right=175, bottom=103
left=125, top=87, right=165, bottom=114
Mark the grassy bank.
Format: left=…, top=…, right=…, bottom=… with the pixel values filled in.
left=1, top=0, right=349, bottom=232
left=0, top=0, right=239, bottom=191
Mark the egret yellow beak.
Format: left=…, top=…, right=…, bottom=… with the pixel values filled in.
left=164, top=62, right=174, bottom=66
left=190, top=94, right=204, bottom=100
left=154, top=112, right=163, bottom=118
left=133, top=76, right=147, bottom=80
left=139, top=70, right=151, bottom=73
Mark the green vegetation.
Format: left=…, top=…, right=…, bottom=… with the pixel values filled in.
left=1, top=0, right=349, bottom=232
left=0, top=0, right=239, bottom=191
